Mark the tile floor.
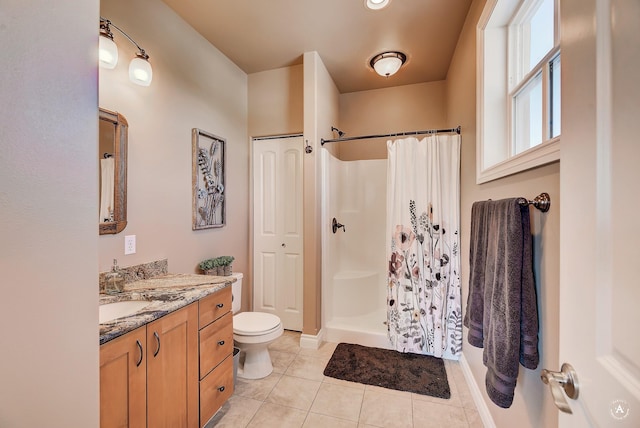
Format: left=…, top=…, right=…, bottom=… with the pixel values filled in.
left=206, top=331, right=483, bottom=428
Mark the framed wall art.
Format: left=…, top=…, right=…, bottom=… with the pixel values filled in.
left=192, top=128, right=225, bottom=230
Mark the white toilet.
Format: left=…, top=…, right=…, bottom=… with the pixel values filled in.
left=231, top=273, right=283, bottom=379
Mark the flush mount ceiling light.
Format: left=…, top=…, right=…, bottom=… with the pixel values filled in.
left=99, top=17, right=153, bottom=87
left=365, top=0, right=391, bottom=10
left=370, top=51, right=407, bottom=77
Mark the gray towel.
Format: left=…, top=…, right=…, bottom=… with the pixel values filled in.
left=463, top=198, right=539, bottom=408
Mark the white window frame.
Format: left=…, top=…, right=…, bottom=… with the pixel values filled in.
left=476, top=0, right=560, bottom=184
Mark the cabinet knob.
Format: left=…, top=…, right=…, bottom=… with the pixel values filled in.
left=218, top=386, right=225, bottom=392
left=217, top=340, right=225, bottom=346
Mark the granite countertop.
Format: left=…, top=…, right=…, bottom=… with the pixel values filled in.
left=99, top=273, right=234, bottom=345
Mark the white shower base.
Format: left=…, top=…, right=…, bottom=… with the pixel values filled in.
left=324, top=270, right=391, bottom=349
left=324, top=310, right=391, bottom=349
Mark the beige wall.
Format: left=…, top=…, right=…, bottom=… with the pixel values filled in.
left=99, top=0, right=251, bottom=309
left=303, top=52, right=340, bottom=335
left=248, top=65, right=304, bottom=137
left=447, top=1, right=560, bottom=427
left=0, top=1, right=100, bottom=426
left=337, top=82, right=448, bottom=160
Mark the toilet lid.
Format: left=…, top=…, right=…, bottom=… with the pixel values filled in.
left=233, top=312, right=281, bottom=335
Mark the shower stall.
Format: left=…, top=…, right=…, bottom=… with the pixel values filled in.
left=321, top=150, right=390, bottom=349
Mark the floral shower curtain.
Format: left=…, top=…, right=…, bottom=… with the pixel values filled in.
left=386, top=134, right=462, bottom=359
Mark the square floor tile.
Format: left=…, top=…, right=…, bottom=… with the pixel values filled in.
left=303, top=412, right=358, bottom=428
left=234, top=372, right=282, bottom=401
left=269, top=330, right=301, bottom=354
left=299, top=341, right=337, bottom=360
left=266, top=375, right=321, bottom=411
left=358, top=388, right=412, bottom=428
left=248, top=402, right=308, bottom=428
left=310, top=382, right=364, bottom=422
left=285, top=354, right=329, bottom=381
left=205, top=395, right=261, bottom=428
left=271, top=349, right=297, bottom=374
left=412, top=400, right=468, bottom=428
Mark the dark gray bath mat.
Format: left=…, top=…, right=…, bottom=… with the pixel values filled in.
left=323, top=343, right=450, bottom=398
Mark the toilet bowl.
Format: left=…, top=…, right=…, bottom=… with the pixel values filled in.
left=230, top=273, right=283, bottom=379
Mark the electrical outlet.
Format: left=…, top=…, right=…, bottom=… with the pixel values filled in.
left=124, top=235, right=136, bottom=255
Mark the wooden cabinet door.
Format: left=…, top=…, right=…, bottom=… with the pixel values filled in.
left=100, top=326, right=146, bottom=428
left=147, top=303, right=199, bottom=428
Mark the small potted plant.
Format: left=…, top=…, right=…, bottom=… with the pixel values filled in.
left=199, top=258, right=220, bottom=275
left=217, top=256, right=235, bottom=276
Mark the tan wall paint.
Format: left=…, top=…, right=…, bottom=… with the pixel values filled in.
left=303, top=52, right=340, bottom=335
left=0, top=1, right=100, bottom=426
left=248, top=65, right=304, bottom=137
left=338, top=82, right=448, bottom=160
left=99, top=0, right=251, bottom=309
left=447, top=1, right=560, bottom=427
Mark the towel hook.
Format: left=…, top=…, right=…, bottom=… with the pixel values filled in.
left=519, top=192, right=551, bottom=212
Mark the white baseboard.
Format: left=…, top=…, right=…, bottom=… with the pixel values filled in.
left=459, top=353, right=496, bottom=428
left=299, top=329, right=324, bottom=349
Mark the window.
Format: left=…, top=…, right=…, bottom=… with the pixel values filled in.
left=477, top=0, right=560, bottom=183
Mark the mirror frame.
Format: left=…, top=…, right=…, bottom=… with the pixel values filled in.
left=99, top=108, right=128, bottom=235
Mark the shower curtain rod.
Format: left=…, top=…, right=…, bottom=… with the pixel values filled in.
left=320, top=126, right=461, bottom=145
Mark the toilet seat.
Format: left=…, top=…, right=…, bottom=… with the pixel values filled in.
left=233, top=312, right=281, bottom=336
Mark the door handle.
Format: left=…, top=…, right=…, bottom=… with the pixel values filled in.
left=153, top=331, right=160, bottom=357
left=135, top=340, right=143, bottom=367
left=540, top=363, right=579, bottom=414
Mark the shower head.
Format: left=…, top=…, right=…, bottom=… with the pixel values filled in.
left=331, top=126, right=346, bottom=138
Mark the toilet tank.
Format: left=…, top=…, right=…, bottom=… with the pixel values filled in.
left=230, top=272, right=243, bottom=313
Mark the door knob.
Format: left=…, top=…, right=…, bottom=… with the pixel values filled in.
left=540, top=363, right=579, bottom=414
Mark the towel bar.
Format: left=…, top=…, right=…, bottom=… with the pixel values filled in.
left=519, top=193, right=551, bottom=212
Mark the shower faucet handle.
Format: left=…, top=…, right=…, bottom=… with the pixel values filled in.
left=332, top=218, right=346, bottom=233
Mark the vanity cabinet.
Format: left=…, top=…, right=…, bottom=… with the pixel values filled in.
left=198, top=286, right=234, bottom=426
left=100, top=326, right=147, bottom=428
left=99, top=285, right=233, bottom=428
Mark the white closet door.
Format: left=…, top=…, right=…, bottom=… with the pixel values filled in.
left=252, top=136, right=303, bottom=331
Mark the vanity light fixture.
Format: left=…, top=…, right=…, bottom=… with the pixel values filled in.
left=99, top=17, right=153, bottom=87
left=365, top=0, right=391, bottom=10
left=370, top=51, right=406, bottom=77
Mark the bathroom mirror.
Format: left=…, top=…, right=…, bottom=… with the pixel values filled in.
left=99, top=108, right=128, bottom=235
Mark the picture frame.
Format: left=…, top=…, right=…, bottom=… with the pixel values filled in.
left=192, top=128, right=226, bottom=230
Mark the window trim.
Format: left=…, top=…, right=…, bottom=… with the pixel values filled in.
left=476, top=0, right=560, bottom=184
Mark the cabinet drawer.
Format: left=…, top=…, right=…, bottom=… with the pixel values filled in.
left=200, top=354, right=234, bottom=427
left=199, top=286, right=232, bottom=328
left=199, top=311, right=233, bottom=378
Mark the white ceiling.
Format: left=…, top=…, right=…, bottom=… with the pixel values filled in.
left=162, top=0, right=473, bottom=94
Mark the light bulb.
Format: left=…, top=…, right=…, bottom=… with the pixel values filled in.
left=365, top=0, right=391, bottom=10
left=99, top=35, right=118, bottom=69
left=129, top=55, right=152, bottom=86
